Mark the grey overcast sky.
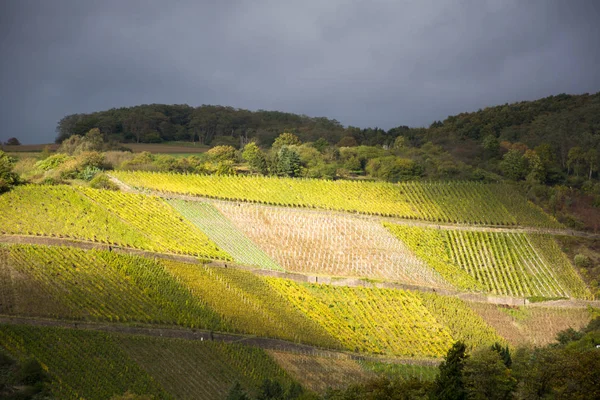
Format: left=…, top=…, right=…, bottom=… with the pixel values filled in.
left=1, top=0, right=600, bottom=144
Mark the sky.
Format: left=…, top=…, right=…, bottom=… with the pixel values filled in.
left=1, top=0, right=599, bottom=144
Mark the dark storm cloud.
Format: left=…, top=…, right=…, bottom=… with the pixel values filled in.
left=1, top=0, right=599, bottom=143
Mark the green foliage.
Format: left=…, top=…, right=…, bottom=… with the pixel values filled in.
left=385, top=224, right=589, bottom=298
left=312, top=138, right=329, bottom=153
left=462, top=348, right=516, bottom=400
left=0, top=185, right=230, bottom=259
left=490, top=343, right=512, bottom=368
left=273, top=133, right=302, bottom=149
left=34, top=153, right=72, bottom=171
left=228, top=382, right=250, bottom=400
left=276, top=146, right=302, bottom=177
left=208, top=145, right=238, bottom=162
left=0, top=351, right=51, bottom=399
left=243, top=142, right=268, bottom=174
left=0, top=324, right=169, bottom=399
left=89, top=172, right=120, bottom=190
left=366, top=156, right=423, bottom=182
left=79, top=165, right=102, bottom=181
left=0, top=151, right=18, bottom=193
left=431, top=341, right=468, bottom=400
left=337, top=136, right=358, bottom=147
left=2, top=244, right=225, bottom=328
left=500, top=149, right=529, bottom=181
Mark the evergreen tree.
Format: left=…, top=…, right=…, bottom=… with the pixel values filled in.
left=430, top=341, right=468, bottom=400
left=257, top=378, right=284, bottom=400
left=276, top=146, right=302, bottom=177
left=491, top=343, right=512, bottom=368
left=226, top=382, right=250, bottom=400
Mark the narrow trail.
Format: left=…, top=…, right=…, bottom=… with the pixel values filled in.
left=2, top=234, right=599, bottom=309
left=0, top=315, right=439, bottom=366
left=108, top=175, right=600, bottom=239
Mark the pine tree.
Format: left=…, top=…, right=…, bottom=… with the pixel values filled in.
left=430, top=341, right=468, bottom=400
left=226, top=382, right=250, bottom=400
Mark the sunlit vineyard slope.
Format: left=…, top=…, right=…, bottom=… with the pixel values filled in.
left=111, top=171, right=561, bottom=227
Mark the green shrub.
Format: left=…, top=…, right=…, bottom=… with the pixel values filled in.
left=35, top=153, right=72, bottom=171
left=0, top=150, right=19, bottom=192
left=574, top=254, right=592, bottom=269
left=89, top=173, right=119, bottom=190
left=79, top=165, right=102, bottom=181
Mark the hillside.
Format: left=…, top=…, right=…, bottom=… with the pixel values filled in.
left=2, top=132, right=600, bottom=397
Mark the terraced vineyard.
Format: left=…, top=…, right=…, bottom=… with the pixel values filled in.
left=268, top=351, right=377, bottom=392
left=466, top=302, right=592, bottom=346
left=166, top=199, right=282, bottom=270
left=0, top=244, right=225, bottom=328
left=265, top=278, right=455, bottom=357
left=214, top=201, right=448, bottom=287
left=120, top=335, right=293, bottom=399
left=111, top=171, right=561, bottom=227
left=0, top=185, right=230, bottom=259
left=0, top=323, right=293, bottom=400
left=0, top=324, right=169, bottom=399
left=268, top=352, right=439, bottom=393
left=385, top=224, right=590, bottom=299
left=161, top=260, right=339, bottom=348
left=0, top=244, right=593, bottom=357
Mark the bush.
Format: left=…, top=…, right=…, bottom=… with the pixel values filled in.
left=104, top=151, right=134, bottom=169
left=574, top=254, right=592, bottom=269
left=89, top=173, right=119, bottom=190
left=79, top=165, right=102, bottom=181
left=207, top=145, right=237, bottom=162
left=54, top=151, right=105, bottom=179
left=0, top=151, right=18, bottom=192
left=35, top=153, right=72, bottom=171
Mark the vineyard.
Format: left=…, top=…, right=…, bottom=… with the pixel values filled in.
left=0, top=185, right=230, bottom=259
left=166, top=199, right=282, bottom=270
left=119, top=335, right=293, bottom=399
left=264, top=278, right=456, bottom=358
left=0, top=244, right=594, bottom=359
left=466, top=302, right=592, bottom=346
left=268, top=351, right=377, bottom=392
left=111, top=171, right=561, bottom=227
left=385, top=224, right=590, bottom=299
left=0, top=324, right=169, bottom=399
left=0, top=244, right=225, bottom=328
left=213, top=201, right=448, bottom=287
left=0, top=323, right=293, bottom=399
left=161, top=260, right=339, bottom=348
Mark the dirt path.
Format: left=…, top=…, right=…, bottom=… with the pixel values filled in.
left=0, top=315, right=439, bottom=366
left=2, top=233, right=599, bottom=309
left=108, top=175, right=600, bottom=239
